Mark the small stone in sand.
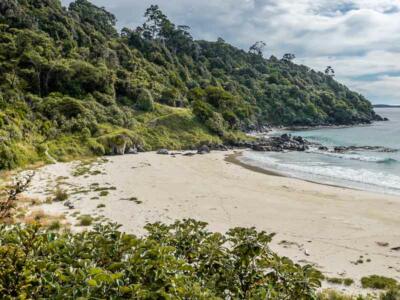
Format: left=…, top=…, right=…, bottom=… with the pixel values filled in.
left=157, top=149, right=169, bottom=155
left=376, top=242, right=389, bottom=247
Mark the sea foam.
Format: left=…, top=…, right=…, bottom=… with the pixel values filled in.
left=241, top=151, right=400, bottom=195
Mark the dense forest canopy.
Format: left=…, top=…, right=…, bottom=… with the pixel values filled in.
left=0, top=0, right=382, bottom=170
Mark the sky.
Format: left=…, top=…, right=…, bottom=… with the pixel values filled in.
left=61, top=0, right=400, bottom=105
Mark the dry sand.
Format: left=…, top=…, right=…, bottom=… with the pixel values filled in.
left=24, top=151, right=400, bottom=294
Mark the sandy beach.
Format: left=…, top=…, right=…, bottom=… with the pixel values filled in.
left=23, top=151, right=400, bottom=294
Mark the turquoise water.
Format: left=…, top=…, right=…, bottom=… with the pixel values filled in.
left=241, top=108, right=400, bottom=195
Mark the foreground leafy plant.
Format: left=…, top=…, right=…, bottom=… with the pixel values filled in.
left=0, top=219, right=322, bottom=299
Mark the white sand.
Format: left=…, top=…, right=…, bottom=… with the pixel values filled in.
left=24, top=151, right=400, bottom=294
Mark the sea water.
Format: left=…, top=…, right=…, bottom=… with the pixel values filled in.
left=240, top=108, right=400, bottom=196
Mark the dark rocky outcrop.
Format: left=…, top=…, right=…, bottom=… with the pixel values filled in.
left=318, top=146, right=329, bottom=151
left=64, top=201, right=74, bottom=210
left=197, top=145, right=210, bottom=155
left=231, top=134, right=312, bottom=152
left=157, top=149, right=169, bottom=155
left=126, top=146, right=138, bottom=154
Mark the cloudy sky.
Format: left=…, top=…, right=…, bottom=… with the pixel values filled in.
left=61, top=0, right=400, bottom=105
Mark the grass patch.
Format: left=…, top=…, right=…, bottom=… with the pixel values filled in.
left=78, top=215, right=93, bottom=226
left=326, top=277, right=354, bottom=287
left=53, top=188, right=68, bottom=202
left=343, top=278, right=354, bottom=287
left=121, top=197, right=142, bottom=204
left=22, top=210, right=65, bottom=228
left=99, top=191, right=109, bottom=197
left=361, top=275, right=398, bottom=290
left=56, top=176, right=69, bottom=182
left=72, top=160, right=104, bottom=177
left=70, top=188, right=91, bottom=195
left=317, top=289, right=361, bottom=300
left=48, top=220, right=61, bottom=231
left=97, top=204, right=106, bottom=208
left=94, top=186, right=116, bottom=192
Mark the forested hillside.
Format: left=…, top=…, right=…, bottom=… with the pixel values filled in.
left=0, top=0, right=381, bottom=169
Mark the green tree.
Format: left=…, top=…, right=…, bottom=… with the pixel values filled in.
left=136, top=88, right=154, bottom=111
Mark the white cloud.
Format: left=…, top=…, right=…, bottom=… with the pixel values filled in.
left=298, top=50, right=400, bottom=79
left=61, top=0, right=400, bottom=104
left=350, top=75, right=400, bottom=104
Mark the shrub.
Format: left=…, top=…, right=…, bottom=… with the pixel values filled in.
left=327, top=277, right=343, bottom=285
left=343, top=278, right=354, bottom=286
left=0, top=143, right=18, bottom=170
left=160, top=88, right=179, bottom=106
left=205, top=112, right=226, bottom=136
left=48, top=220, right=61, bottom=231
left=381, top=289, right=400, bottom=300
left=87, top=139, right=106, bottom=156
left=53, top=188, right=68, bottom=202
left=136, top=88, right=154, bottom=112
left=361, top=275, right=398, bottom=290
left=78, top=215, right=93, bottom=226
left=326, top=277, right=354, bottom=286
left=99, top=191, right=109, bottom=197
left=0, top=220, right=322, bottom=299
left=317, top=289, right=361, bottom=300
left=192, top=100, right=214, bottom=122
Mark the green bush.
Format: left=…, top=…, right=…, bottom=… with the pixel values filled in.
left=326, top=277, right=354, bottom=286
left=361, top=275, right=398, bottom=290
left=78, top=215, right=93, bottom=226
left=343, top=278, right=354, bottom=286
left=381, top=289, right=400, bottom=300
left=205, top=112, right=226, bottom=136
left=53, top=188, right=68, bottom=202
left=160, top=88, right=179, bottom=106
left=192, top=99, right=214, bottom=122
left=48, top=220, right=61, bottom=231
left=87, top=139, right=106, bottom=156
left=0, top=220, right=322, bottom=299
left=136, top=88, right=154, bottom=112
left=317, top=289, right=363, bottom=300
left=0, top=143, right=18, bottom=170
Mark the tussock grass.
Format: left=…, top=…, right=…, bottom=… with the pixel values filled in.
left=326, top=277, right=354, bottom=286
left=53, top=188, right=68, bottom=202
left=78, top=215, right=93, bottom=226
left=361, top=275, right=398, bottom=290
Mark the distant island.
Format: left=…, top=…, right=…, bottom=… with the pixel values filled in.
left=373, top=104, right=400, bottom=108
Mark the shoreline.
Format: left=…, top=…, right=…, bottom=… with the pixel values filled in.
left=225, top=152, right=285, bottom=177
left=227, top=151, right=397, bottom=196
left=22, top=151, right=400, bottom=295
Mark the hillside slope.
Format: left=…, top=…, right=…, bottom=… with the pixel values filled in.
left=0, top=0, right=381, bottom=169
